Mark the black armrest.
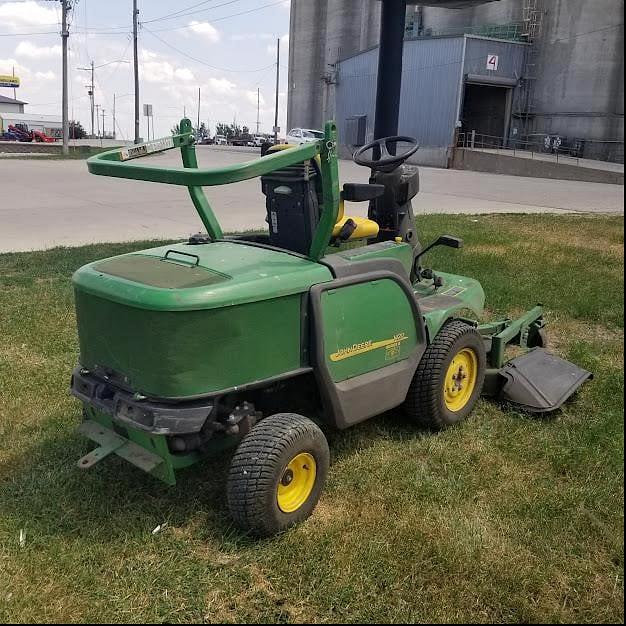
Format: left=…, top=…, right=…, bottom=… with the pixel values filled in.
left=342, top=183, right=386, bottom=202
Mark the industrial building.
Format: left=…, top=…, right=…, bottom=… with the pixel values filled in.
left=287, top=0, right=624, bottom=166
left=0, top=94, right=62, bottom=138
left=0, top=94, right=26, bottom=115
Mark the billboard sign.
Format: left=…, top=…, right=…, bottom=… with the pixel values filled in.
left=0, top=75, right=20, bottom=88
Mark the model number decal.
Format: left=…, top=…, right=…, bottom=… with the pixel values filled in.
left=330, top=333, right=409, bottom=362
left=119, top=137, right=174, bottom=161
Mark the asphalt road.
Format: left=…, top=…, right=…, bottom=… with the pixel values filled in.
left=0, top=146, right=623, bottom=253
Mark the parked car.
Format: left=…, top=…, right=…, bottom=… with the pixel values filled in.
left=246, top=135, right=266, bottom=148
left=285, top=128, right=325, bottom=145
left=214, top=134, right=227, bottom=146
left=198, top=136, right=214, bottom=145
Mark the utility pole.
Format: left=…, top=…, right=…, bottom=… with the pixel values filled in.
left=95, top=103, right=100, bottom=137
left=273, top=38, right=280, bottom=144
left=197, top=87, right=201, bottom=137
left=113, top=93, right=116, bottom=140
left=61, top=0, right=69, bottom=155
left=77, top=61, right=95, bottom=137
left=133, top=0, right=140, bottom=144
left=101, top=108, right=105, bottom=139
left=256, top=87, right=260, bottom=136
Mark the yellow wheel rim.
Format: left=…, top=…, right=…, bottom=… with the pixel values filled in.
left=277, top=453, right=317, bottom=513
left=444, top=348, right=478, bottom=412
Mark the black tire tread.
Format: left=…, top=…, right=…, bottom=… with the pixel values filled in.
left=404, top=320, right=486, bottom=429
left=226, top=413, right=328, bottom=536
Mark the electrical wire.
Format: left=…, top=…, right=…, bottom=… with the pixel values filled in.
left=142, top=0, right=246, bottom=25
left=146, top=0, right=287, bottom=33
left=143, top=26, right=277, bottom=74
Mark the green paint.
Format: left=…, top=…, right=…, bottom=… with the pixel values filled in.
left=82, top=408, right=235, bottom=486
left=320, top=279, right=418, bottom=382
left=416, top=271, right=486, bottom=340
left=326, top=240, right=414, bottom=276
left=75, top=291, right=306, bottom=398
left=86, top=118, right=340, bottom=262
left=74, top=241, right=332, bottom=312
left=310, top=121, right=341, bottom=260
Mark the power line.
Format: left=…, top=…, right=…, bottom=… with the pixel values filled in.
left=143, top=26, right=277, bottom=73
left=146, top=0, right=287, bottom=33
left=142, top=0, right=245, bottom=25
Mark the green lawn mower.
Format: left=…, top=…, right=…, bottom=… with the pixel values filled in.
left=70, top=1, right=591, bottom=536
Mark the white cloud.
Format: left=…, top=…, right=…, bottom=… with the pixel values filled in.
left=245, top=90, right=265, bottom=107
left=0, top=1, right=58, bottom=30
left=230, top=33, right=275, bottom=42
left=35, top=70, right=55, bottom=80
left=188, top=21, right=220, bottom=43
left=175, top=68, right=194, bottom=82
left=0, top=57, right=30, bottom=77
left=15, top=41, right=61, bottom=59
left=267, top=34, right=289, bottom=56
left=142, top=58, right=195, bottom=84
left=208, top=77, right=236, bottom=95
left=140, top=49, right=159, bottom=62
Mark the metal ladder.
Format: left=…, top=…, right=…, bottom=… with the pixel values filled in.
left=519, top=0, right=544, bottom=144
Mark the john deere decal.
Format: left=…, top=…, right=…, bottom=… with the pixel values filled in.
left=330, top=333, right=409, bottom=362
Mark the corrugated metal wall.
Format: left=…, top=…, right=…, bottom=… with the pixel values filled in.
left=464, top=36, right=526, bottom=82
left=336, top=36, right=526, bottom=166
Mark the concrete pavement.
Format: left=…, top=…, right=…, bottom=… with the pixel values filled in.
left=0, top=146, right=623, bottom=253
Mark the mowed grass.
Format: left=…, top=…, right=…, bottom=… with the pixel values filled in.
left=0, top=214, right=623, bottom=624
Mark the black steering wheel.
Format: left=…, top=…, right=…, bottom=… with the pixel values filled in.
left=353, top=136, right=420, bottom=172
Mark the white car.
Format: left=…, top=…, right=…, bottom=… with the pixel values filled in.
left=285, top=128, right=325, bottom=145
left=214, top=134, right=227, bottom=146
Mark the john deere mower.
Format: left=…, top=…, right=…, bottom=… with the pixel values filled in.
left=70, top=1, right=591, bottom=536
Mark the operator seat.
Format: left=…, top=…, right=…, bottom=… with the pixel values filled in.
left=262, top=144, right=380, bottom=251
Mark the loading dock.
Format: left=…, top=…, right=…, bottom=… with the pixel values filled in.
left=335, top=35, right=527, bottom=167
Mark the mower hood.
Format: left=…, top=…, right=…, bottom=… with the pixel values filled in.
left=73, top=241, right=332, bottom=312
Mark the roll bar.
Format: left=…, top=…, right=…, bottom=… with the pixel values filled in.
left=86, top=119, right=341, bottom=260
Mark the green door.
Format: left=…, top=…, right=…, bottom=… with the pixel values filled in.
left=320, top=279, right=418, bottom=383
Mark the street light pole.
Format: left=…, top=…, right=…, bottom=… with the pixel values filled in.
left=95, top=103, right=100, bottom=137
left=61, top=0, right=69, bottom=155
left=273, top=37, right=280, bottom=144
left=133, top=0, right=140, bottom=144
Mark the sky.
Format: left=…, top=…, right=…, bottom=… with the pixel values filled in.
left=0, top=0, right=291, bottom=140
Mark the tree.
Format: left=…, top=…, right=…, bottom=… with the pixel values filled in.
left=215, top=122, right=242, bottom=138
left=197, top=122, right=208, bottom=139
left=69, top=120, right=85, bottom=139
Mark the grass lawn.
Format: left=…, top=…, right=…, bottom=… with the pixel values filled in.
left=0, top=214, right=623, bottom=624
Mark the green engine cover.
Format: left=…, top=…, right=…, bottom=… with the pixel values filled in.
left=73, top=241, right=333, bottom=398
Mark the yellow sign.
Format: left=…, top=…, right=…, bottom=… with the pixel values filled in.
left=0, top=75, right=20, bottom=88
left=330, top=333, right=409, bottom=362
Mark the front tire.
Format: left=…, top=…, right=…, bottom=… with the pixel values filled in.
left=226, top=413, right=329, bottom=536
left=404, top=320, right=486, bottom=429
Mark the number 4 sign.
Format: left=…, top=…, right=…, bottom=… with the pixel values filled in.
left=486, top=54, right=499, bottom=71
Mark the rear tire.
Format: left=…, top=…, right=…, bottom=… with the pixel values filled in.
left=226, top=413, right=329, bottom=536
left=404, top=320, right=486, bottom=429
